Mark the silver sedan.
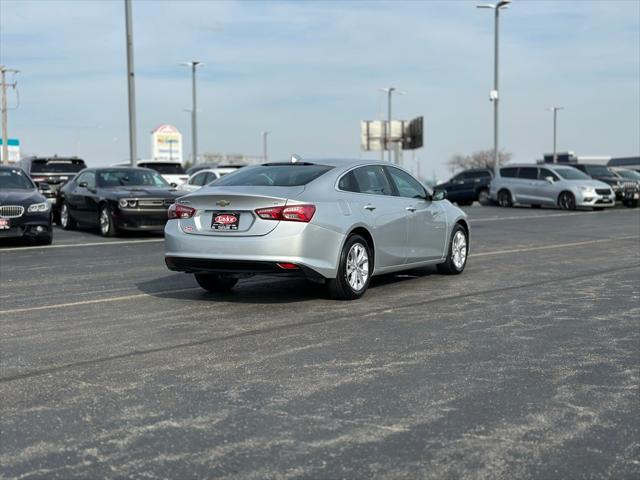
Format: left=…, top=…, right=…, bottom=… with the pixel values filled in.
left=165, top=159, right=469, bottom=299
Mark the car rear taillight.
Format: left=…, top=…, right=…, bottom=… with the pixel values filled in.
left=255, top=204, right=316, bottom=222
left=277, top=263, right=299, bottom=269
left=168, top=203, right=196, bottom=219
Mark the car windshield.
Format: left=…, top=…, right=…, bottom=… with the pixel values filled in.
left=586, top=165, right=613, bottom=177
left=0, top=169, right=34, bottom=189
left=555, top=168, right=591, bottom=180
left=212, top=164, right=333, bottom=187
left=138, top=163, right=185, bottom=174
left=30, top=160, right=85, bottom=173
left=615, top=169, right=640, bottom=180
left=97, top=169, right=170, bottom=188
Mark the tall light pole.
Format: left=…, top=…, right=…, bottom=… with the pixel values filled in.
left=124, top=0, right=137, bottom=166
left=181, top=61, right=203, bottom=164
left=379, top=87, right=405, bottom=163
left=0, top=66, right=19, bottom=165
left=547, top=106, right=563, bottom=163
left=262, top=131, right=269, bottom=162
left=477, top=0, right=511, bottom=177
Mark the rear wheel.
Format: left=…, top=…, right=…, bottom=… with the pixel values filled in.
left=194, top=273, right=238, bottom=293
left=477, top=189, right=490, bottom=206
left=437, top=224, right=468, bottom=275
left=558, top=192, right=576, bottom=210
left=498, top=190, right=513, bottom=208
left=59, top=202, right=77, bottom=230
left=327, top=234, right=372, bottom=300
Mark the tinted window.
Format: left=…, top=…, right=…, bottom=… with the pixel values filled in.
left=555, top=168, right=591, bottom=180
left=585, top=165, right=613, bottom=177
left=0, top=169, right=34, bottom=189
left=30, top=159, right=85, bottom=173
left=539, top=168, right=559, bottom=181
left=214, top=164, right=333, bottom=187
left=614, top=169, right=640, bottom=180
left=76, top=171, right=96, bottom=188
left=464, top=171, right=491, bottom=180
left=500, top=167, right=518, bottom=178
left=338, top=171, right=359, bottom=192
left=189, top=172, right=208, bottom=186
left=204, top=172, right=217, bottom=184
left=97, top=169, right=169, bottom=188
left=138, top=163, right=185, bottom=174
left=518, top=167, right=538, bottom=180
left=386, top=167, right=426, bottom=198
left=347, top=166, right=394, bottom=195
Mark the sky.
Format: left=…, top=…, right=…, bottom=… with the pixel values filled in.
left=0, top=0, right=638, bottom=180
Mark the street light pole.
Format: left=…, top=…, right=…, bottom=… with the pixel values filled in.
left=262, top=131, right=269, bottom=162
left=124, top=0, right=137, bottom=166
left=379, top=87, right=405, bottom=163
left=181, top=61, right=203, bottom=164
left=477, top=0, right=511, bottom=177
left=547, top=106, right=563, bottom=163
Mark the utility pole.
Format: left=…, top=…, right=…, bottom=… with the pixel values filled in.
left=547, top=106, right=563, bottom=163
left=181, top=61, right=203, bottom=164
left=477, top=0, right=511, bottom=177
left=124, top=0, right=137, bottom=166
left=0, top=66, right=19, bottom=165
left=262, top=131, right=269, bottom=162
left=379, top=87, right=405, bottom=163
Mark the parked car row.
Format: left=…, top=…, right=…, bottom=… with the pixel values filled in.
left=438, top=163, right=639, bottom=210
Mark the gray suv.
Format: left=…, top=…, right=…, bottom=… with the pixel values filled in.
left=489, top=164, right=615, bottom=210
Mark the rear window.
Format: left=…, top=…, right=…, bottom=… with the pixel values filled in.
left=518, top=167, right=538, bottom=180
left=139, top=163, right=185, bottom=175
left=212, top=164, right=333, bottom=187
left=500, top=167, right=518, bottom=178
left=31, top=159, right=86, bottom=173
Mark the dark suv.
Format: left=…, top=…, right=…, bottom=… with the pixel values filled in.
left=18, top=156, right=87, bottom=221
left=572, top=163, right=638, bottom=205
left=436, top=168, right=493, bottom=206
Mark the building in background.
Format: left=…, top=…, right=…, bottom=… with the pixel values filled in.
left=0, top=138, right=20, bottom=164
left=150, top=125, right=182, bottom=163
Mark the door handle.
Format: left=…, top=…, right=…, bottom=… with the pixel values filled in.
left=364, top=204, right=376, bottom=211
left=406, top=206, right=416, bottom=212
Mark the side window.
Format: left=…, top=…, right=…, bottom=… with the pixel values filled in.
left=203, top=172, right=217, bottom=185
left=518, top=167, right=538, bottom=180
left=386, top=167, right=426, bottom=199
left=500, top=167, right=518, bottom=178
left=539, top=168, right=559, bottom=181
left=76, top=171, right=95, bottom=188
left=190, top=172, right=206, bottom=186
left=338, top=171, right=359, bottom=192
left=346, top=166, right=394, bottom=196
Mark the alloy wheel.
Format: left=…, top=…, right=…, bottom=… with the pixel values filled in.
left=100, top=208, right=111, bottom=235
left=451, top=230, right=467, bottom=270
left=60, top=204, right=69, bottom=227
left=345, top=243, right=369, bottom=292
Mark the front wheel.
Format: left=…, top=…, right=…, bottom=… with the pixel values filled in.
left=59, top=202, right=77, bottom=230
left=327, top=234, right=372, bottom=300
left=558, top=192, right=576, bottom=210
left=194, top=273, right=238, bottom=293
left=99, top=204, right=119, bottom=237
left=437, top=224, right=468, bottom=275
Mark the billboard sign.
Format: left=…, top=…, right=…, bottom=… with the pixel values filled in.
left=150, top=124, right=183, bottom=163
left=0, top=138, right=21, bottom=163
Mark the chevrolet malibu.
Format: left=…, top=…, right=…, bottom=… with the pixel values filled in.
left=164, top=159, right=469, bottom=300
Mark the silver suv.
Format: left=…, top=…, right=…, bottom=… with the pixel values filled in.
left=489, top=164, right=615, bottom=210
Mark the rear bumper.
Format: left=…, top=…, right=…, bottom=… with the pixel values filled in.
left=164, top=219, right=344, bottom=279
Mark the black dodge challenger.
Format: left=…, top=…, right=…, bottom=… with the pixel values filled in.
left=58, top=167, right=182, bottom=237
left=0, top=166, right=53, bottom=245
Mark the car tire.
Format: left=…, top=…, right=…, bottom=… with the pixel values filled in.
left=558, top=192, right=576, bottom=210
left=498, top=190, right=513, bottom=208
left=59, top=202, right=77, bottom=230
left=437, top=224, right=469, bottom=275
left=194, top=273, right=238, bottom=293
left=327, top=234, right=372, bottom=300
left=99, top=204, right=119, bottom=237
left=477, top=189, right=490, bottom=206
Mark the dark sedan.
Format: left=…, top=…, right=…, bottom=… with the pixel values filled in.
left=58, top=167, right=182, bottom=237
left=0, top=166, right=53, bottom=245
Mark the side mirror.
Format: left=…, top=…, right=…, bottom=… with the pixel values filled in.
left=545, top=176, right=555, bottom=184
left=38, top=182, right=51, bottom=191
left=78, top=181, right=88, bottom=188
left=432, top=188, right=447, bottom=201
left=170, top=182, right=178, bottom=188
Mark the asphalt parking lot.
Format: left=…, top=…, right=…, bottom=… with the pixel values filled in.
left=1, top=206, right=639, bottom=479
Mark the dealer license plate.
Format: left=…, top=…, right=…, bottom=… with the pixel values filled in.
left=0, top=218, right=9, bottom=230
left=211, top=212, right=239, bottom=231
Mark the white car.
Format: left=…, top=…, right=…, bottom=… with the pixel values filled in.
left=137, top=161, right=189, bottom=187
left=177, top=168, right=238, bottom=193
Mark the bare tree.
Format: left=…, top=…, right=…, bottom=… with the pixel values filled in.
left=447, top=149, right=512, bottom=173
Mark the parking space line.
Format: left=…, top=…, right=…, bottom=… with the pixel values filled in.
left=472, top=235, right=639, bottom=257
left=0, top=238, right=163, bottom=252
left=1, top=235, right=637, bottom=316
left=470, top=209, right=639, bottom=223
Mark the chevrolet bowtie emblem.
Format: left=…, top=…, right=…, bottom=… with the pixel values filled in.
left=216, top=200, right=231, bottom=207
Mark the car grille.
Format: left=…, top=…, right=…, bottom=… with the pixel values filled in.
left=137, top=199, right=175, bottom=208
left=0, top=205, right=25, bottom=218
left=622, top=181, right=637, bottom=191
left=595, top=188, right=611, bottom=195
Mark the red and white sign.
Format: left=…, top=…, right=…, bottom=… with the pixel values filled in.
left=214, top=214, right=238, bottom=225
